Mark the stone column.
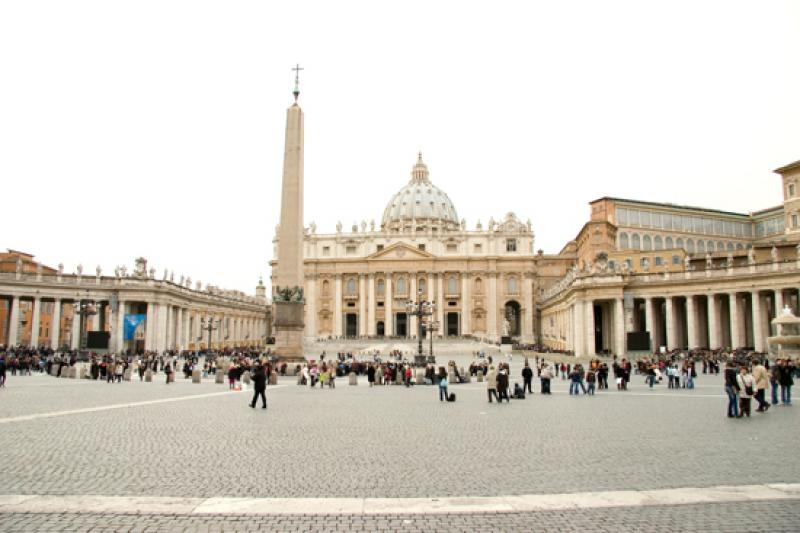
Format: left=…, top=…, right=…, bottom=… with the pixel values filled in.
left=156, top=303, right=168, bottom=352
left=334, top=275, right=343, bottom=337
left=752, top=291, right=765, bottom=352
left=436, top=273, right=445, bottom=337
left=384, top=273, right=393, bottom=336
left=30, top=297, right=41, bottom=347
left=409, top=275, right=418, bottom=338
left=70, top=305, right=81, bottom=350
left=7, top=295, right=20, bottom=346
left=665, top=297, right=676, bottom=350
left=114, top=300, right=125, bottom=353
left=686, top=295, right=698, bottom=349
left=306, top=276, right=317, bottom=337
left=175, top=307, right=183, bottom=351
left=585, top=299, right=595, bottom=356
left=644, top=296, right=654, bottom=350
left=572, top=301, right=584, bottom=356
left=461, top=272, right=471, bottom=336
left=145, top=303, right=155, bottom=351
left=358, top=274, right=367, bottom=337
left=90, top=303, right=101, bottom=332
left=367, top=274, right=376, bottom=336
left=708, top=294, right=720, bottom=350
left=522, top=274, right=533, bottom=341
left=614, top=298, right=625, bottom=355
left=51, top=299, right=62, bottom=349
left=487, top=273, right=498, bottom=340
left=729, top=292, right=743, bottom=349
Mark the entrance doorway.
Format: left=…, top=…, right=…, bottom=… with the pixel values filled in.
left=447, top=312, right=459, bottom=336
left=594, top=304, right=603, bottom=354
left=345, top=314, right=358, bottom=338
left=376, top=321, right=385, bottom=337
left=504, top=301, right=521, bottom=336
left=396, top=313, right=408, bottom=337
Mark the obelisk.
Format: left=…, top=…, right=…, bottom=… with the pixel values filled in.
left=273, top=65, right=306, bottom=362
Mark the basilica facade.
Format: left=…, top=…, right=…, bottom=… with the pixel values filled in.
left=271, top=154, right=570, bottom=343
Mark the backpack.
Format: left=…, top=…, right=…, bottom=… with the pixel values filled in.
left=447, top=392, right=456, bottom=402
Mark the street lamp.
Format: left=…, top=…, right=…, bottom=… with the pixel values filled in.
left=73, top=297, right=99, bottom=353
left=405, top=288, right=435, bottom=367
left=426, top=320, right=440, bottom=360
left=200, top=317, right=219, bottom=353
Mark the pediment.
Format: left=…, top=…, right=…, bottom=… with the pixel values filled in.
left=367, top=242, right=435, bottom=260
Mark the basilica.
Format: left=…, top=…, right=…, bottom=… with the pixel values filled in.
left=272, top=152, right=800, bottom=357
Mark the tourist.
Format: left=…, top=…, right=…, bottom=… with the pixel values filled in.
left=318, top=364, right=329, bottom=389
left=164, top=362, right=173, bottom=385
left=438, top=367, right=449, bottom=402
left=228, top=363, right=237, bottom=389
left=0, top=355, right=6, bottom=387
left=724, top=361, right=740, bottom=418
left=367, top=364, right=376, bottom=387
left=539, top=363, right=553, bottom=394
left=522, top=361, right=533, bottom=394
left=404, top=365, right=412, bottom=387
left=486, top=365, right=499, bottom=403
left=115, top=359, right=124, bottom=383
left=496, top=365, right=510, bottom=403
left=585, top=366, right=596, bottom=395
left=736, top=366, right=756, bottom=418
left=770, top=361, right=780, bottom=406
left=751, top=359, right=770, bottom=412
left=778, top=358, right=794, bottom=405
left=569, top=365, right=586, bottom=395
left=249, top=362, right=268, bottom=409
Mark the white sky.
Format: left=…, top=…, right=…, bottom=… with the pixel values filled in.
left=2, top=1, right=799, bottom=294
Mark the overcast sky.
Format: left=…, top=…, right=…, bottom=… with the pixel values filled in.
left=2, top=1, right=799, bottom=294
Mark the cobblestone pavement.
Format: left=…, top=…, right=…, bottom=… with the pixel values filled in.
left=0, top=501, right=798, bottom=532
left=0, top=369, right=797, bottom=531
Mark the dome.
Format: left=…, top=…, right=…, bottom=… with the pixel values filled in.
left=381, top=153, right=460, bottom=230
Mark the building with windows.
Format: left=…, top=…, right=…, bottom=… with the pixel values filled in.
left=271, top=154, right=570, bottom=342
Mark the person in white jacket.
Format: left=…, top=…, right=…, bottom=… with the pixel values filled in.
left=736, top=366, right=756, bottom=418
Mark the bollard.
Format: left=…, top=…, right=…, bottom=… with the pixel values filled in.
left=269, top=372, right=278, bottom=386
left=215, top=371, right=225, bottom=384
left=416, top=371, right=426, bottom=385
left=145, top=370, right=153, bottom=382
left=124, top=369, right=132, bottom=382
left=243, top=371, right=251, bottom=385
left=349, top=372, right=358, bottom=386
left=395, top=373, right=403, bottom=385
left=477, top=370, right=484, bottom=382
left=192, top=369, right=202, bottom=384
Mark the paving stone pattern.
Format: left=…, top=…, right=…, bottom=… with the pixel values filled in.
left=0, top=501, right=799, bottom=532
left=0, top=370, right=797, bottom=500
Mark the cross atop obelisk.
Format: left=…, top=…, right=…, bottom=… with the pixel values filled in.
left=292, top=63, right=303, bottom=102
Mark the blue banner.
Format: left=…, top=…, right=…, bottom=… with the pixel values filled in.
left=124, top=314, right=146, bottom=341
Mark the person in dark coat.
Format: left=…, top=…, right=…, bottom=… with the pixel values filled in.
left=249, top=363, right=268, bottom=409
left=522, top=361, right=533, bottom=394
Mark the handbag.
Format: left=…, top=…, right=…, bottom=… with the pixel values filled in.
left=743, top=376, right=754, bottom=396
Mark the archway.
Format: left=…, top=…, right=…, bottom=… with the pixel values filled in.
left=504, top=301, right=521, bottom=337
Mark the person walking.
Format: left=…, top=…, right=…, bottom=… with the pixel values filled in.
left=724, top=361, right=740, bottom=418
left=249, top=362, right=268, bottom=409
left=497, top=365, right=510, bottom=403
left=585, top=367, right=596, bottom=395
left=164, top=362, right=173, bottom=385
left=228, top=363, right=237, bottom=389
left=486, top=365, right=499, bottom=403
left=540, top=363, right=553, bottom=394
left=115, top=360, right=124, bottom=383
left=736, top=366, right=756, bottom=418
left=522, top=362, right=533, bottom=394
left=751, top=359, right=770, bottom=412
left=438, top=367, right=449, bottom=402
left=778, top=358, right=794, bottom=405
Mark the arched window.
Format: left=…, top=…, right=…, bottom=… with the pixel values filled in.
left=346, top=278, right=357, bottom=296
left=718, top=241, right=725, bottom=251
left=707, top=241, right=715, bottom=252
left=697, top=240, right=706, bottom=253
left=736, top=243, right=744, bottom=250
left=418, top=278, right=426, bottom=294
left=619, top=232, right=629, bottom=249
left=507, top=277, right=518, bottom=294
left=475, top=277, right=483, bottom=294
left=377, top=279, right=385, bottom=296
left=654, top=236, right=663, bottom=250
left=643, top=235, right=652, bottom=251
left=726, top=242, right=734, bottom=251
left=676, top=237, right=684, bottom=250
left=396, top=277, right=406, bottom=295
left=322, top=280, right=330, bottom=296
left=687, top=239, right=695, bottom=254
left=665, top=236, right=674, bottom=249
left=447, top=276, right=457, bottom=294
left=631, top=234, right=641, bottom=249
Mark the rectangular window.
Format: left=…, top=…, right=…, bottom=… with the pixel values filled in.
left=474, top=244, right=482, bottom=253
left=624, top=258, right=632, bottom=269
left=655, top=256, right=663, bottom=266
left=322, top=246, right=330, bottom=256
left=346, top=245, right=356, bottom=255
left=704, top=218, right=714, bottom=234
left=629, top=209, right=640, bottom=226
left=651, top=212, right=661, bottom=229
left=347, top=302, right=355, bottom=308
left=693, top=217, right=703, bottom=233
left=714, top=220, right=724, bottom=235
left=377, top=302, right=384, bottom=307
left=506, top=239, right=517, bottom=252
left=616, top=208, right=628, bottom=225
left=793, top=214, right=798, bottom=228
left=376, top=244, right=384, bottom=252
left=446, top=244, right=457, bottom=253
left=672, top=255, right=680, bottom=265
left=640, top=211, right=651, bottom=227
left=418, top=244, right=426, bottom=251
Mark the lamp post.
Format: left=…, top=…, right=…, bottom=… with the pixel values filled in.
left=426, top=320, right=440, bottom=360
left=200, top=317, right=219, bottom=353
left=405, top=289, right=435, bottom=367
left=73, top=297, right=99, bottom=353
